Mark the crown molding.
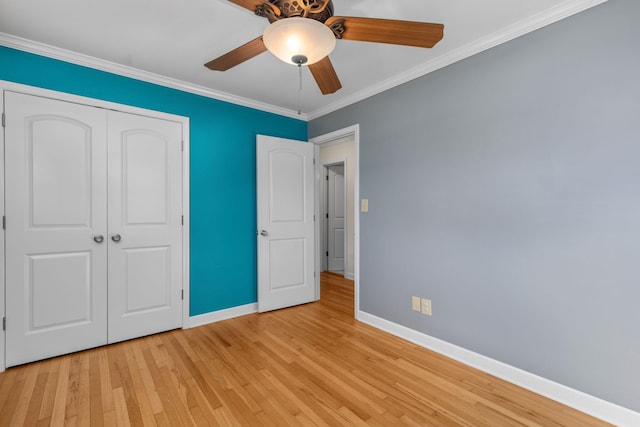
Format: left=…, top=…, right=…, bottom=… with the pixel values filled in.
left=1, top=0, right=606, bottom=122
left=306, top=0, right=607, bottom=120
left=0, top=33, right=307, bottom=121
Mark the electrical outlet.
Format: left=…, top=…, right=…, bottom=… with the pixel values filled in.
left=411, top=296, right=421, bottom=312
left=421, top=298, right=432, bottom=316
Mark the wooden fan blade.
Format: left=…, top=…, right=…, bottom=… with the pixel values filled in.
left=204, top=36, right=267, bottom=71
left=308, top=57, right=342, bottom=95
left=228, top=0, right=280, bottom=16
left=326, top=16, right=444, bottom=48
left=227, top=0, right=265, bottom=12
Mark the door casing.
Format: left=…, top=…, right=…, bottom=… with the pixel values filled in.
left=311, top=124, right=360, bottom=318
left=0, top=80, right=191, bottom=372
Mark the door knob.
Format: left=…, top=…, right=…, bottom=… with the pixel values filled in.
left=111, top=234, right=122, bottom=242
left=260, top=230, right=268, bottom=236
left=93, top=235, right=104, bottom=243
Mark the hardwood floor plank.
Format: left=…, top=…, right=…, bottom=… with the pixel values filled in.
left=0, top=272, right=611, bottom=426
left=295, top=354, right=385, bottom=420
left=112, top=386, right=132, bottom=427
left=22, top=370, right=49, bottom=426
left=258, top=367, right=326, bottom=425
left=0, top=368, right=18, bottom=418
left=255, top=359, right=349, bottom=426
left=122, top=343, right=157, bottom=427
left=129, top=341, right=163, bottom=415
left=98, top=349, right=117, bottom=425
left=165, top=333, right=223, bottom=412
left=1, top=369, right=26, bottom=426
left=89, top=350, right=105, bottom=427
left=111, top=345, right=145, bottom=427
left=62, top=354, right=82, bottom=425
left=35, top=359, right=61, bottom=424
left=155, top=363, right=194, bottom=426
left=6, top=363, right=38, bottom=426
left=49, top=356, right=70, bottom=426
left=77, top=353, right=92, bottom=426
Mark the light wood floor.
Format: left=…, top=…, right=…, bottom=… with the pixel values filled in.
left=0, top=272, right=609, bottom=426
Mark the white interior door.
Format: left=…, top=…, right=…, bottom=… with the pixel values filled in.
left=4, top=91, right=108, bottom=366
left=257, top=135, right=315, bottom=312
left=327, top=164, right=345, bottom=272
left=107, top=111, right=183, bottom=343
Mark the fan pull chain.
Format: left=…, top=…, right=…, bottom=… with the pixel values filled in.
left=297, top=63, right=302, bottom=115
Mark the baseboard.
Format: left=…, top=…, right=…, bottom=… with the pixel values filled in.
left=358, top=311, right=640, bottom=427
left=189, top=303, right=258, bottom=328
left=344, top=272, right=355, bottom=280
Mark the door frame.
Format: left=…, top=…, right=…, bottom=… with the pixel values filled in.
left=0, top=80, right=191, bottom=372
left=311, top=124, right=360, bottom=318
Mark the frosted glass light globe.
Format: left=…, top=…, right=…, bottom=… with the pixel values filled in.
left=263, top=17, right=336, bottom=65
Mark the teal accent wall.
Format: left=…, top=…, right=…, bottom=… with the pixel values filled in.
left=0, top=46, right=307, bottom=316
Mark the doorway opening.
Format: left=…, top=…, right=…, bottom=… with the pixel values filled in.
left=311, top=124, right=360, bottom=318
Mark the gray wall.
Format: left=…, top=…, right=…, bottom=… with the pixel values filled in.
left=309, top=0, right=640, bottom=412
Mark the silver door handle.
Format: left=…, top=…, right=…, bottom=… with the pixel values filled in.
left=260, top=230, right=268, bottom=236
left=93, top=235, right=104, bottom=243
left=111, top=234, right=122, bottom=242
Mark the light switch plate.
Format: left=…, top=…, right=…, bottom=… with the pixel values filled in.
left=361, top=199, right=369, bottom=212
left=412, top=296, right=421, bottom=312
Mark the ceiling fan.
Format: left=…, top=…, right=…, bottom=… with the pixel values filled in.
left=205, top=0, right=444, bottom=95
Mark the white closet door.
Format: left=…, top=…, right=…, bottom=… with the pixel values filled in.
left=4, top=91, right=108, bottom=367
left=106, top=111, right=183, bottom=343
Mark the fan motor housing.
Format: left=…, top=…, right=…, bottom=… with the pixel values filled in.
left=259, top=0, right=335, bottom=23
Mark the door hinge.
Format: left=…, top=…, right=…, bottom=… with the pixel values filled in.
left=181, top=290, right=184, bottom=300
left=2, top=317, right=5, bottom=331
left=326, top=213, right=329, bottom=219
left=1, top=112, right=5, bottom=128
left=326, top=175, right=329, bottom=181
left=313, top=158, right=316, bottom=165
left=181, top=215, right=184, bottom=225
left=326, top=251, right=329, bottom=257
left=2, top=216, right=5, bottom=230
left=181, top=140, right=184, bottom=151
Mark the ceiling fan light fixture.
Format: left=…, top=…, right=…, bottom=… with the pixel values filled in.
left=263, top=17, right=336, bottom=66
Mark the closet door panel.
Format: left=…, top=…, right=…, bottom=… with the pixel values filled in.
left=4, top=91, right=108, bottom=367
left=107, top=111, right=183, bottom=343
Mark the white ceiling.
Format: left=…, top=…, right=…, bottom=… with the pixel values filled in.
left=0, top=0, right=604, bottom=119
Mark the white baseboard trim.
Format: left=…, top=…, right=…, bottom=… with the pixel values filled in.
left=344, top=272, right=355, bottom=280
left=358, top=310, right=640, bottom=427
left=189, top=303, right=258, bottom=328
